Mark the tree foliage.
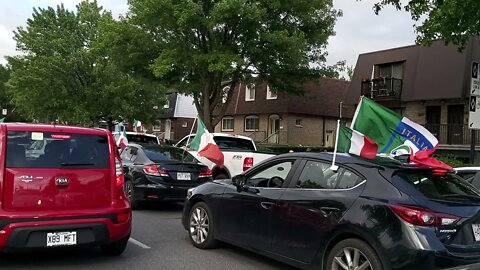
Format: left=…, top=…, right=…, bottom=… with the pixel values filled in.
left=7, top=0, right=165, bottom=127
left=125, top=0, right=341, bottom=130
left=372, top=0, right=480, bottom=48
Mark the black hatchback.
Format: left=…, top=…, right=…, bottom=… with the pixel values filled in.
left=121, top=144, right=212, bottom=208
left=182, top=152, right=480, bottom=270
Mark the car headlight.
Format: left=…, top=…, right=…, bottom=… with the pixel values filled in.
left=187, top=188, right=195, bottom=199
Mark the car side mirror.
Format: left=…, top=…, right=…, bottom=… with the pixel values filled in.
left=232, top=175, right=247, bottom=192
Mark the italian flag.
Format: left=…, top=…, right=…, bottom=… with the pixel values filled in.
left=337, top=124, right=378, bottom=159
left=188, top=118, right=224, bottom=168
left=352, top=96, right=438, bottom=154
left=116, top=129, right=128, bottom=149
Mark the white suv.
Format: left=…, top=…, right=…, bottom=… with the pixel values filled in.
left=113, top=131, right=160, bottom=145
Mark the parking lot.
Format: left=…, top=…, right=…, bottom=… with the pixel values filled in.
left=0, top=203, right=295, bottom=270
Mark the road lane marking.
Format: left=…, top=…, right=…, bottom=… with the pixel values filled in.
left=128, top=238, right=151, bottom=249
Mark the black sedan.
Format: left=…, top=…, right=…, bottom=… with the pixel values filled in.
left=121, top=144, right=212, bottom=208
left=182, top=152, right=480, bottom=270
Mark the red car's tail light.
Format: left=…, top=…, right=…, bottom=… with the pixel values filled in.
left=389, top=205, right=460, bottom=227
left=199, top=169, right=212, bottom=178
left=143, top=165, right=169, bottom=177
left=243, top=157, right=254, bottom=171
left=117, top=212, right=130, bottom=223
left=115, top=156, right=124, bottom=187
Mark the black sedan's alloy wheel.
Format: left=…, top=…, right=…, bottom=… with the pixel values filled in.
left=188, top=202, right=217, bottom=249
left=326, top=239, right=383, bottom=270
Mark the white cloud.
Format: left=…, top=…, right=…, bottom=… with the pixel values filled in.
left=326, top=0, right=417, bottom=68
left=0, top=24, right=17, bottom=65
left=0, top=0, right=129, bottom=65
left=1, top=0, right=419, bottom=70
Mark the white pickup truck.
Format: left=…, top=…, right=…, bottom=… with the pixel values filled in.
left=175, top=133, right=275, bottom=179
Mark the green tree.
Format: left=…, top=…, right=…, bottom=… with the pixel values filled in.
left=125, top=0, right=342, bottom=130
left=7, top=0, right=165, bottom=129
left=371, top=0, right=480, bottom=48
left=346, top=65, right=354, bottom=81
left=0, top=64, right=23, bottom=122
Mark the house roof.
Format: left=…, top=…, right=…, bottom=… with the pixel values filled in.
left=345, top=37, right=480, bottom=105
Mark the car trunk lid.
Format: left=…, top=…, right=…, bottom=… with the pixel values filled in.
left=392, top=169, right=480, bottom=254
left=143, top=162, right=210, bottom=186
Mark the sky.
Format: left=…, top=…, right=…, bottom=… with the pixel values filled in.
left=0, top=0, right=418, bottom=69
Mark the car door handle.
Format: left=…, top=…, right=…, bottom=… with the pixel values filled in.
left=320, top=207, right=340, bottom=216
left=260, top=202, right=275, bottom=210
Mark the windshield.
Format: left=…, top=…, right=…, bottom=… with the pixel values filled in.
left=127, top=134, right=158, bottom=144
left=393, top=170, right=480, bottom=203
left=213, top=137, right=255, bottom=151
left=143, top=146, right=198, bottom=163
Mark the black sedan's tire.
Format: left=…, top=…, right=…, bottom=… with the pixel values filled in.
left=214, top=173, right=228, bottom=180
left=101, top=234, right=130, bottom=256
left=325, top=238, right=383, bottom=270
left=188, top=202, right=217, bottom=249
left=124, top=180, right=140, bottom=210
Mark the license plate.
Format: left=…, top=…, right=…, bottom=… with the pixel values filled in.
left=177, top=172, right=191, bottom=180
left=473, top=224, right=480, bottom=241
left=47, top=231, right=77, bottom=247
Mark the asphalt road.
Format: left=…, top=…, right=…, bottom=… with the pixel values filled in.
left=0, top=203, right=296, bottom=270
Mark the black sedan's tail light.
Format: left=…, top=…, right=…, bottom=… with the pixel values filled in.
left=143, top=165, right=169, bottom=177
left=198, top=169, right=212, bottom=178
left=389, top=205, right=460, bottom=227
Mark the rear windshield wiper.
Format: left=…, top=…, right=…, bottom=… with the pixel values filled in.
left=60, top=162, right=95, bottom=166
left=442, top=194, right=480, bottom=202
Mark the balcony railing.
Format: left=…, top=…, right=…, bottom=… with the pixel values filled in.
left=425, top=124, right=480, bottom=145
left=361, top=77, right=403, bottom=99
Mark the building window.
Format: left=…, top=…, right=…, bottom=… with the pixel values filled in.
left=222, top=117, right=234, bottom=131
left=376, top=61, right=404, bottom=79
left=245, top=115, right=259, bottom=131
left=245, top=84, right=255, bottom=101
left=153, top=120, right=161, bottom=131
left=163, top=99, right=170, bottom=109
left=222, top=86, right=229, bottom=104
left=266, top=85, right=277, bottom=100
left=295, top=119, right=303, bottom=127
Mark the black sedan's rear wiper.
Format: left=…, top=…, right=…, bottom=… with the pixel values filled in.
left=442, top=194, right=480, bottom=201
left=60, top=162, right=95, bottom=166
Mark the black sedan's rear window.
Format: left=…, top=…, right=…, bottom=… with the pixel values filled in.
left=6, top=131, right=109, bottom=168
left=143, top=146, right=197, bottom=164
left=393, top=170, right=480, bottom=203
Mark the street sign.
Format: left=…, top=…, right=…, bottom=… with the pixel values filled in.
left=469, top=61, right=480, bottom=129
left=2, top=109, right=7, bottom=116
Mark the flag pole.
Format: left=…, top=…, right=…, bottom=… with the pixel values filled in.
left=370, top=65, right=375, bottom=99
left=330, top=119, right=340, bottom=171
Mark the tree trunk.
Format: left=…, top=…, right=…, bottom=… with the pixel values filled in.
left=107, top=117, right=115, bottom=132
left=202, top=95, right=214, bottom=131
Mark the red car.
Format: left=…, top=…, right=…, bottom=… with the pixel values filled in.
left=0, top=124, right=131, bottom=255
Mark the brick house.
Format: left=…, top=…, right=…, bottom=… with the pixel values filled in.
left=213, top=78, right=352, bottom=147
left=148, top=90, right=197, bottom=143
left=345, top=37, right=480, bottom=152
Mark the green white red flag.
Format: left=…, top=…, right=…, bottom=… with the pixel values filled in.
left=116, top=129, right=128, bottom=149
left=337, top=124, right=378, bottom=159
left=188, top=118, right=224, bottom=168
